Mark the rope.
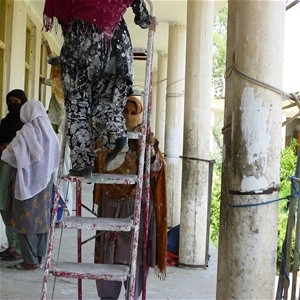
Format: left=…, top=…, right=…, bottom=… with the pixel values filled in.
left=229, top=196, right=290, bottom=208
left=225, top=53, right=291, bottom=99
left=225, top=53, right=300, bottom=127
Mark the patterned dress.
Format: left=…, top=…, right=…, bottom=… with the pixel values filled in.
left=59, top=0, right=151, bottom=170
left=7, top=169, right=51, bottom=235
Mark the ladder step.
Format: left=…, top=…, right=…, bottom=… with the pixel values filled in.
left=89, top=173, right=138, bottom=184
left=132, top=89, right=144, bottom=96
left=51, top=262, right=129, bottom=281
left=133, top=47, right=147, bottom=60
left=127, top=131, right=142, bottom=139
left=63, top=216, right=133, bottom=231
left=64, top=173, right=139, bottom=184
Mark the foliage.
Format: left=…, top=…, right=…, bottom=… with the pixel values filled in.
left=277, top=139, right=298, bottom=271
left=213, top=4, right=228, bottom=80
left=210, top=5, right=228, bottom=246
left=210, top=125, right=223, bottom=247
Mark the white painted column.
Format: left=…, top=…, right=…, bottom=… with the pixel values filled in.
left=155, top=51, right=168, bottom=152
left=164, top=24, right=186, bottom=227
left=217, top=1, right=285, bottom=298
left=179, top=0, right=214, bottom=267
left=8, top=1, right=27, bottom=91
left=150, top=70, right=157, bottom=131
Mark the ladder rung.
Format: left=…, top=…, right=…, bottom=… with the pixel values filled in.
left=63, top=216, right=133, bottom=231
left=132, top=89, right=144, bottom=96
left=89, top=173, right=138, bottom=184
left=63, top=173, right=138, bottom=184
left=51, top=262, right=129, bottom=281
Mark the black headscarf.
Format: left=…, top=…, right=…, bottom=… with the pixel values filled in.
left=0, top=89, right=28, bottom=145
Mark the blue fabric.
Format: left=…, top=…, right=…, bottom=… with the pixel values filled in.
left=167, top=224, right=180, bottom=255
left=50, top=184, right=64, bottom=222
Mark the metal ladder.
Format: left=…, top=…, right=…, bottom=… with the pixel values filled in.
left=41, top=2, right=155, bottom=299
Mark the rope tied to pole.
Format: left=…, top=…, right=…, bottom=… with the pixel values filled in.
left=225, top=53, right=300, bottom=127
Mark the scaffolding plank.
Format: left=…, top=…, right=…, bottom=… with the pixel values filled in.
left=63, top=216, right=133, bottom=231
left=51, top=262, right=129, bottom=281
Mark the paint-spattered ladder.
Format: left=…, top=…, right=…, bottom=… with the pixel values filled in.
left=40, top=1, right=155, bottom=299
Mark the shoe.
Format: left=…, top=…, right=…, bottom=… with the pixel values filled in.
left=106, top=137, right=129, bottom=171
left=69, top=166, right=93, bottom=179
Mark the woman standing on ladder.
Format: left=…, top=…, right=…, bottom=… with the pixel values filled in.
left=43, top=0, right=157, bottom=177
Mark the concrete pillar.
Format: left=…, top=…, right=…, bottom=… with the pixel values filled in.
left=164, top=24, right=186, bottom=227
left=150, top=70, right=157, bottom=131
left=155, top=52, right=168, bottom=152
left=217, top=1, right=285, bottom=299
left=179, top=0, right=214, bottom=267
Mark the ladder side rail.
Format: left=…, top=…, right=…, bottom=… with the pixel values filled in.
left=142, top=144, right=151, bottom=300
left=76, top=179, right=83, bottom=300
left=142, top=60, right=154, bottom=300
left=127, top=3, right=155, bottom=297
left=41, top=120, right=68, bottom=300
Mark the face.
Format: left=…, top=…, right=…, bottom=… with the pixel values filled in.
left=123, top=101, right=137, bottom=118
left=7, top=96, right=22, bottom=105
left=7, top=96, right=22, bottom=114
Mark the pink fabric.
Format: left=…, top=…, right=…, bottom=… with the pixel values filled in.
left=43, top=0, right=133, bottom=36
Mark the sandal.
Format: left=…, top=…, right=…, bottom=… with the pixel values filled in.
left=9, top=262, right=39, bottom=270
left=0, top=248, right=22, bottom=261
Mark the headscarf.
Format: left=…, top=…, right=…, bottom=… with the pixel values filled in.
left=125, top=96, right=143, bottom=131
left=1, top=100, right=60, bottom=200
left=43, top=0, right=133, bottom=37
left=0, top=89, right=27, bottom=145
left=93, top=96, right=143, bottom=202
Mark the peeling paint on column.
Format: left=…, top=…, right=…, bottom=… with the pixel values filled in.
left=240, top=87, right=271, bottom=192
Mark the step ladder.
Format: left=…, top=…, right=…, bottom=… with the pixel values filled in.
left=41, top=1, right=155, bottom=299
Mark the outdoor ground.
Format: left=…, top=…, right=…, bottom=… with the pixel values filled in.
left=0, top=185, right=217, bottom=300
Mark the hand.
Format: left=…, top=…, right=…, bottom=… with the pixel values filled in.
left=41, top=37, right=48, bottom=47
left=146, top=132, right=155, bottom=146
left=0, top=144, right=8, bottom=152
left=149, top=16, right=158, bottom=32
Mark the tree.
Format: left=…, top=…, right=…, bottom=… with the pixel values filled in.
left=212, top=4, right=228, bottom=80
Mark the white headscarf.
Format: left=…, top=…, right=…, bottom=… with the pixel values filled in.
left=1, top=100, right=60, bottom=200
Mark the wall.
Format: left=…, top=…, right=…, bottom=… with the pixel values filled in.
left=0, top=0, right=62, bottom=247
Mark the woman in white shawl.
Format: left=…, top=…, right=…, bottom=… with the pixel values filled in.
left=1, top=100, right=60, bottom=270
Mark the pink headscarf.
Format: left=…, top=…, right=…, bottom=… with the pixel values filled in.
left=43, top=0, right=133, bottom=37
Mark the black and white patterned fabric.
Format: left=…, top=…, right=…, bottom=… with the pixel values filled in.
left=59, top=0, right=151, bottom=169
